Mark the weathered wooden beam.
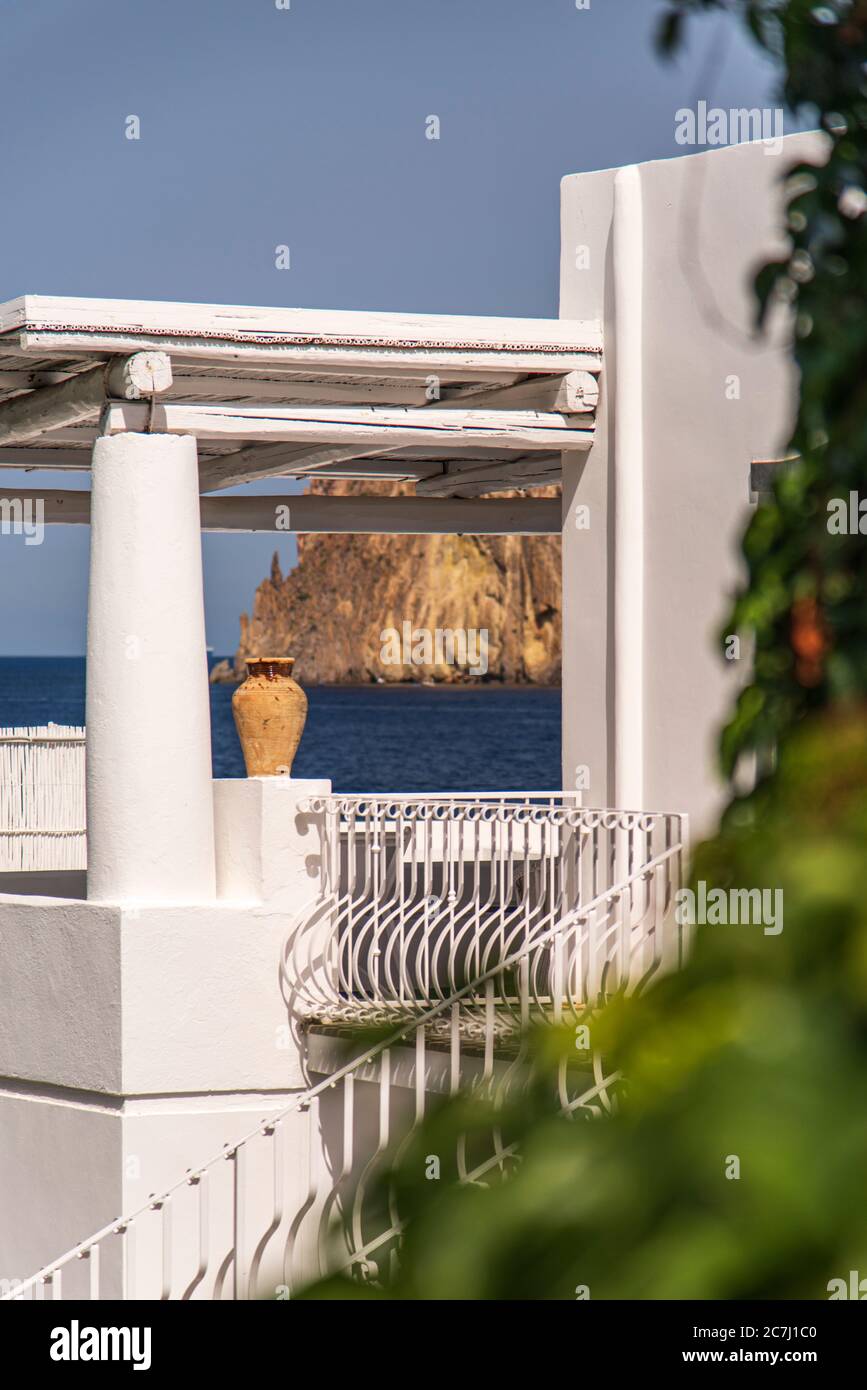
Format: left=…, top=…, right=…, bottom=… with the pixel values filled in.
left=198, top=441, right=395, bottom=493
left=0, top=490, right=91, bottom=523
left=200, top=494, right=562, bottom=534
left=0, top=364, right=107, bottom=393
left=0, top=353, right=172, bottom=448
left=415, top=454, right=563, bottom=497
left=103, top=400, right=594, bottom=451
left=0, top=447, right=92, bottom=469
left=170, top=375, right=515, bottom=408
left=169, top=374, right=435, bottom=406
left=159, top=357, right=529, bottom=385
left=453, top=369, right=598, bottom=414
left=6, top=489, right=561, bottom=535
left=195, top=380, right=595, bottom=491
left=166, top=367, right=598, bottom=413
left=20, top=330, right=603, bottom=377
left=201, top=446, right=556, bottom=492
left=0, top=370, right=63, bottom=393
left=0, top=426, right=98, bottom=447
left=195, top=384, right=510, bottom=492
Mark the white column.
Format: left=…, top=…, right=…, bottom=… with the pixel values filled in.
left=86, top=431, right=216, bottom=902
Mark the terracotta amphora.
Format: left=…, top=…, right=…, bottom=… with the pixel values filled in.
left=232, top=656, right=308, bottom=776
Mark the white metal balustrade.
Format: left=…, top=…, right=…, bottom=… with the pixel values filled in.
left=1, top=794, right=687, bottom=1301
left=285, top=795, right=687, bottom=1025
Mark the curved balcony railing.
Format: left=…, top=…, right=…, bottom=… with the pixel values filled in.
left=282, top=795, right=687, bottom=1031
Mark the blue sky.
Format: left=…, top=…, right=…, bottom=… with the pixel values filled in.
left=0, top=0, right=780, bottom=654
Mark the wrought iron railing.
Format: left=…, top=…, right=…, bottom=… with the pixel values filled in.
left=2, top=795, right=687, bottom=1301
left=284, top=796, right=686, bottom=1023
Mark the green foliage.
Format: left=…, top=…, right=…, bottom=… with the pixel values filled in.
left=660, top=1, right=867, bottom=780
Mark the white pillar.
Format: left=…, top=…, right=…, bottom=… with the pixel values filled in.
left=86, top=431, right=216, bottom=902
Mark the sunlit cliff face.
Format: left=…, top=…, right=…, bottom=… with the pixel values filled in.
left=227, top=480, right=561, bottom=687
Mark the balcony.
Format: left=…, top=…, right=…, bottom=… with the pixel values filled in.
left=2, top=784, right=687, bottom=1301
left=287, top=792, right=687, bottom=1027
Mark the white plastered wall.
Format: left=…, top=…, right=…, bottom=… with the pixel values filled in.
left=560, top=133, right=825, bottom=835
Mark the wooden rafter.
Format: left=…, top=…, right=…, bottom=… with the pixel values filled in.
left=0, top=353, right=172, bottom=449
left=0, top=298, right=601, bottom=501
left=415, top=455, right=563, bottom=497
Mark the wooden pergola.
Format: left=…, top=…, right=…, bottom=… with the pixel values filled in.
left=0, top=295, right=600, bottom=534
left=0, top=294, right=603, bottom=903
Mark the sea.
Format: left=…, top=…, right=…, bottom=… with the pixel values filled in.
left=0, top=657, right=561, bottom=793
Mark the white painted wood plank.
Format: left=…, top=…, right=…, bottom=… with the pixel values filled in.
left=103, top=401, right=594, bottom=451
left=169, top=374, right=435, bottom=406
left=201, top=442, right=518, bottom=490
left=196, top=374, right=587, bottom=490
left=0, top=297, right=26, bottom=336
left=168, top=372, right=584, bottom=409
left=126, top=357, right=530, bottom=386
left=20, top=331, right=600, bottom=377
left=1, top=366, right=597, bottom=418
left=195, top=379, right=587, bottom=490
left=5, top=294, right=602, bottom=352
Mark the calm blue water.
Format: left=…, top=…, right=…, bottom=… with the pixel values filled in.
left=0, top=657, right=561, bottom=793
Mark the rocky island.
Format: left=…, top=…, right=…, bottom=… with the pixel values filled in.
left=211, top=479, right=561, bottom=686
